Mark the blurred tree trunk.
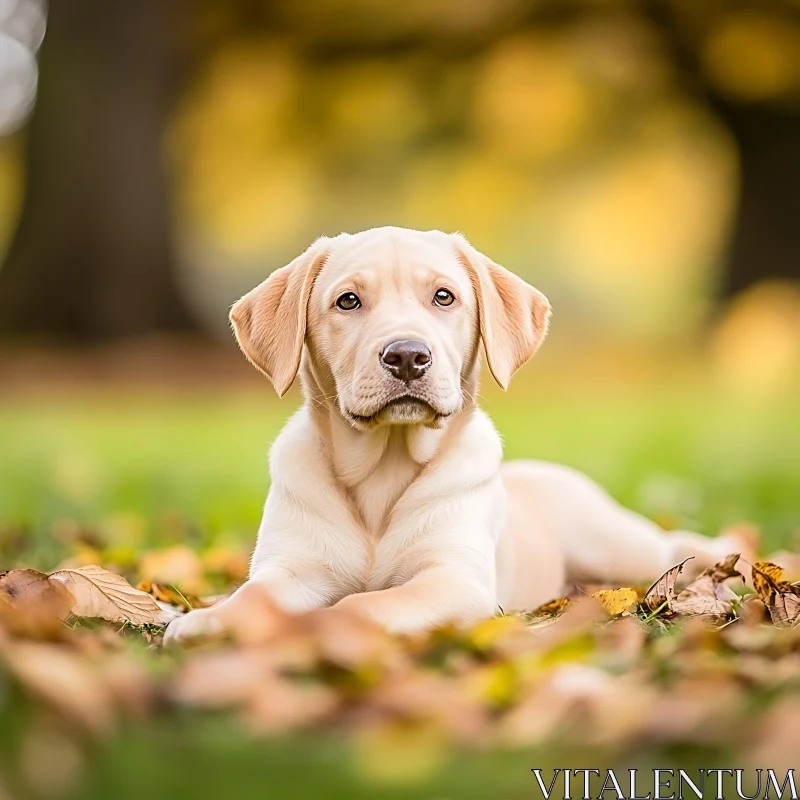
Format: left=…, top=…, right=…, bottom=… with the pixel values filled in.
left=717, top=104, right=800, bottom=298
left=641, top=0, right=800, bottom=301
left=0, top=0, right=200, bottom=341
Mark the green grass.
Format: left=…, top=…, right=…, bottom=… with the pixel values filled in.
left=1, top=384, right=798, bottom=566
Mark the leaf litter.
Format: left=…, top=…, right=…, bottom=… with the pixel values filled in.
left=1, top=544, right=800, bottom=795
left=751, top=561, right=800, bottom=626
left=643, top=553, right=744, bottom=619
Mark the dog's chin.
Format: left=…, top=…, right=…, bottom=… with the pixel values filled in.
left=345, top=397, right=449, bottom=429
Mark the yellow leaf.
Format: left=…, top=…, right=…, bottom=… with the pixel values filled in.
left=468, top=614, right=523, bottom=651
left=592, top=588, right=638, bottom=616
left=137, top=581, right=205, bottom=613
left=752, top=561, right=786, bottom=601
left=751, top=561, right=800, bottom=626
left=467, top=662, right=518, bottom=707
left=530, top=597, right=570, bottom=617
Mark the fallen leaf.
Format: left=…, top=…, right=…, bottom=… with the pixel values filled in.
left=467, top=615, right=525, bottom=651
left=746, top=698, right=800, bottom=774
left=751, top=561, right=800, bottom=626
left=3, top=642, right=114, bottom=734
left=643, top=559, right=692, bottom=613
left=0, top=569, right=74, bottom=618
left=0, top=569, right=74, bottom=638
left=50, top=565, right=167, bottom=626
left=310, top=606, right=392, bottom=669
left=643, top=555, right=742, bottom=619
left=517, top=597, right=570, bottom=626
left=671, top=553, right=743, bottom=617
left=592, top=588, right=638, bottom=616
left=137, top=580, right=207, bottom=612
left=374, top=672, right=488, bottom=742
left=531, top=597, right=570, bottom=617
left=173, top=650, right=277, bottom=709
left=246, top=678, right=339, bottom=736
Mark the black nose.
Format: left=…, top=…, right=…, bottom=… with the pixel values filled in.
left=380, top=340, right=432, bottom=382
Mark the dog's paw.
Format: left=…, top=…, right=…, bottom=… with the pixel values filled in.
left=162, top=607, right=226, bottom=645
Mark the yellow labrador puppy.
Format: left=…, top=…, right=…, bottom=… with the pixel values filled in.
left=165, top=226, right=734, bottom=642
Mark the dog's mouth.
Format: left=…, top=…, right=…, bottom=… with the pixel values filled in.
left=346, top=396, right=451, bottom=428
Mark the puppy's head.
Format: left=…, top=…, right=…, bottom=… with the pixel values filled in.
left=230, top=227, right=550, bottom=428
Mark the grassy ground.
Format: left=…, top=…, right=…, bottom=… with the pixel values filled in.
left=1, top=379, right=799, bottom=799
left=1, top=383, right=798, bottom=556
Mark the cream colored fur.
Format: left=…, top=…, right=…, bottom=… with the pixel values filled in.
left=165, top=227, right=736, bottom=642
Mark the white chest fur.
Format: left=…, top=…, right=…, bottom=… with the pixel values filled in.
left=251, top=405, right=504, bottom=603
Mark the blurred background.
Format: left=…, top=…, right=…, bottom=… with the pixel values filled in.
left=1, top=4, right=800, bottom=798
left=0, top=0, right=799, bottom=561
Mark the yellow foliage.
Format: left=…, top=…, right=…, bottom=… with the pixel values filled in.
left=466, top=662, right=518, bottom=707
left=704, top=14, right=800, bottom=103
left=711, top=281, right=800, bottom=396
left=316, top=61, right=425, bottom=153
left=400, top=148, right=536, bottom=245
left=467, top=614, right=524, bottom=651
left=592, top=588, right=638, bottom=616
left=169, top=44, right=316, bottom=257
left=553, top=126, right=735, bottom=333
left=474, top=36, right=590, bottom=161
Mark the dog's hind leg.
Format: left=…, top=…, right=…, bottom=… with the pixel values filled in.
left=501, top=460, right=744, bottom=587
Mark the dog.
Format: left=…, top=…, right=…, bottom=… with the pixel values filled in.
left=164, top=226, right=736, bottom=643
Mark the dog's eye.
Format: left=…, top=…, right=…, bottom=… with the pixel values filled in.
left=433, top=289, right=455, bottom=307
left=336, top=292, right=361, bottom=311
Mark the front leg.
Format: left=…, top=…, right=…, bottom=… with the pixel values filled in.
left=165, top=411, right=364, bottom=644
left=335, top=432, right=507, bottom=634
left=163, top=567, right=332, bottom=644
left=334, top=565, right=497, bottom=634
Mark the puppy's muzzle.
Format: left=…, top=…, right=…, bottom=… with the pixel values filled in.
left=380, top=340, right=431, bottom=382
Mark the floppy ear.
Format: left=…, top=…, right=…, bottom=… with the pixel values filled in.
left=453, top=234, right=551, bottom=390
left=230, top=239, right=329, bottom=396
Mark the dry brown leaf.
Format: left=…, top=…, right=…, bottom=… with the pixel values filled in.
left=751, top=561, right=800, bottom=626
left=245, top=678, right=339, bottom=736
left=0, top=569, right=74, bottom=616
left=643, top=555, right=742, bottom=619
left=592, top=588, right=638, bottom=616
left=137, top=580, right=207, bottom=612
left=671, top=553, right=743, bottom=618
left=309, top=606, right=392, bottom=668
left=643, top=558, right=691, bottom=613
left=173, top=650, right=277, bottom=709
left=751, top=561, right=784, bottom=597
left=517, top=597, right=570, bottom=626
left=0, top=569, right=75, bottom=638
left=532, top=597, right=571, bottom=617
left=3, top=642, right=114, bottom=734
left=49, top=565, right=167, bottom=626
